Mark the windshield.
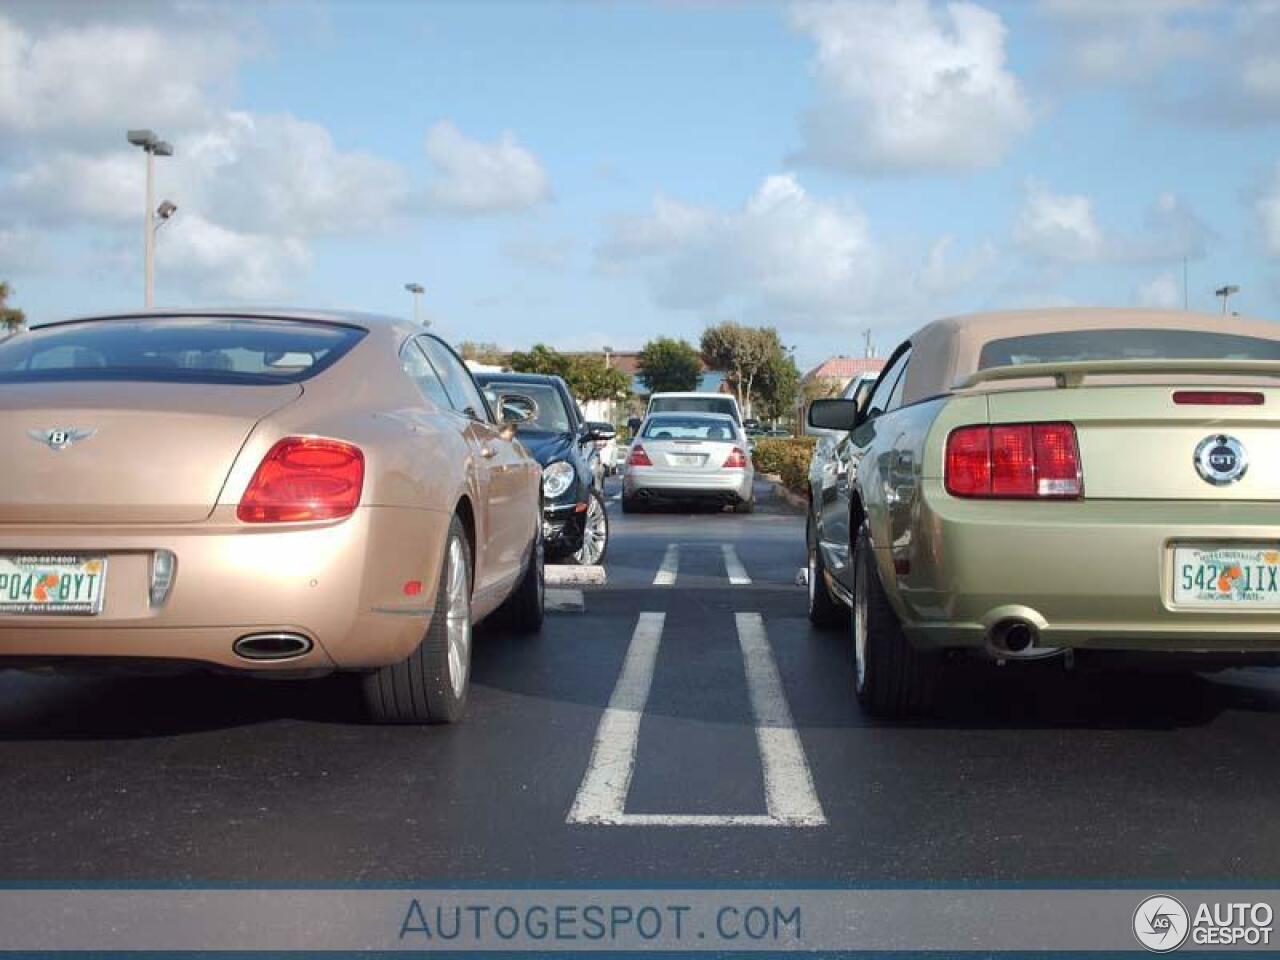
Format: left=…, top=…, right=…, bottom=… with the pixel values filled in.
left=0, top=318, right=364, bottom=385
left=482, top=381, right=571, bottom=433
left=980, top=329, right=1280, bottom=369
left=642, top=415, right=737, bottom=441
left=648, top=396, right=739, bottom=422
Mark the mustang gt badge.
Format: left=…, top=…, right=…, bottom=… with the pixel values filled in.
left=1194, top=434, right=1248, bottom=486
left=27, top=427, right=96, bottom=451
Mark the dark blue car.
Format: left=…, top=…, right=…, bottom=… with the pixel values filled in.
left=474, top=371, right=613, bottom=565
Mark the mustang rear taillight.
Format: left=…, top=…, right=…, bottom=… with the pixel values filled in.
left=1173, top=390, right=1264, bottom=406
left=723, top=446, right=748, bottom=469
left=627, top=444, right=653, bottom=467
left=945, top=423, right=1081, bottom=499
left=237, top=437, right=365, bottom=523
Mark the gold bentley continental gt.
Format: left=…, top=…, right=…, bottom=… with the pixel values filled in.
left=0, top=309, right=545, bottom=724
left=807, top=308, right=1280, bottom=717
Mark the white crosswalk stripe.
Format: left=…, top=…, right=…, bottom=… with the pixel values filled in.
left=722, top=544, right=751, bottom=585
left=653, top=544, right=679, bottom=586
left=566, top=610, right=825, bottom=828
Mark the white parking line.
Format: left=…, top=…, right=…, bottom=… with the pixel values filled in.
left=653, top=544, right=679, bottom=586
left=567, top=612, right=665, bottom=825
left=722, top=544, right=751, bottom=585
left=567, top=611, right=825, bottom=828
left=736, top=612, right=826, bottom=826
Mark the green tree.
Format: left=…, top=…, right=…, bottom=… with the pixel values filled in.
left=508, top=343, right=573, bottom=379
left=700, top=322, right=772, bottom=418
left=509, top=344, right=631, bottom=403
left=569, top=354, right=632, bottom=402
left=0, top=282, right=26, bottom=335
left=637, top=337, right=702, bottom=393
left=753, top=345, right=800, bottom=423
left=458, top=341, right=505, bottom=365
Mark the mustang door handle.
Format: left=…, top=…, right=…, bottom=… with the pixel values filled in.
left=479, top=445, right=498, bottom=459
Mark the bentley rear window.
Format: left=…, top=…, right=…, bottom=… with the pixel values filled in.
left=979, top=329, right=1280, bottom=369
left=0, top=317, right=365, bottom=385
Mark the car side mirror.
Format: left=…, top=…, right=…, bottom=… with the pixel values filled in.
left=497, top=393, right=538, bottom=425
left=807, top=398, right=861, bottom=432
left=583, top=420, right=616, bottom=442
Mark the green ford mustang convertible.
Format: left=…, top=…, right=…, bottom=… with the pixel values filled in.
left=807, top=308, right=1280, bottom=717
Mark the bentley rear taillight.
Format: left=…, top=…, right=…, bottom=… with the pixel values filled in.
left=237, top=437, right=365, bottom=523
left=946, top=423, right=1081, bottom=499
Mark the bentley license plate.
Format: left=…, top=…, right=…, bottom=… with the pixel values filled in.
left=0, top=554, right=107, bottom=615
left=1173, top=546, right=1280, bottom=608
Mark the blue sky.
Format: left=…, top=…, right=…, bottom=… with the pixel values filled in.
left=3, top=0, right=1280, bottom=367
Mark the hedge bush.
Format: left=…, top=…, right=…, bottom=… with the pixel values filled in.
left=751, top=436, right=816, bottom=494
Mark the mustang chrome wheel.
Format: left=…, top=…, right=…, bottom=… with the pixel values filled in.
left=853, top=541, right=868, bottom=690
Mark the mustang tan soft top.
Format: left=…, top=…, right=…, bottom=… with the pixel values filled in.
left=900, top=308, right=1280, bottom=406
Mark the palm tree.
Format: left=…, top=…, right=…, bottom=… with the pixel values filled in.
left=0, top=282, right=26, bottom=335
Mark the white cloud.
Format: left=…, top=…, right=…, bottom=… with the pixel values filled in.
left=1038, top=1, right=1280, bottom=123
left=1038, top=0, right=1214, bottom=83
left=156, top=214, right=311, bottom=300
left=423, top=121, right=551, bottom=215
left=917, top=235, right=999, bottom=294
left=4, top=111, right=411, bottom=299
left=1014, top=182, right=1105, bottom=263
left=0, top=12, right=244, bottom=144
left=1136, top=269, right=1183, bottom=308
left=1014, top=181, right=1209, bottom=265
left=599, top=173, right=886, bottom=323
left=791, top=0, right=1032, bottom=175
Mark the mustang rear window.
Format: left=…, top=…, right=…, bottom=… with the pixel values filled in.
left=0, top=317, right=366, bottom=385
left=979, top=328, right=1280, bottom=369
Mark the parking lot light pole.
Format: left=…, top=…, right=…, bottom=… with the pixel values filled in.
left=404, top=283, right=426, bottom=325
left=1215, top=284, right=1240, bottom=315
left=127, top=130, right=174, bottom=308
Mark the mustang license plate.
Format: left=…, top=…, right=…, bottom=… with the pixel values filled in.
left=0, top=554, right=107, bottom=615
left=1172, top=546, right=1280, bottom=609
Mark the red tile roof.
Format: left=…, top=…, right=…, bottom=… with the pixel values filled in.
left=803, top=356, right=886, bottom=381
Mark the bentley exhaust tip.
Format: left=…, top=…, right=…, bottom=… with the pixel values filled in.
left=990, top=619, right=1038, bottom=655
left=233, top=632, right=313, bottom=661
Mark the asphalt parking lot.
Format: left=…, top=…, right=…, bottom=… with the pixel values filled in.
left=2, top=476, right=1279, bottom=884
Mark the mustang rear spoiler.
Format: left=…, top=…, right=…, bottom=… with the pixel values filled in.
left=954, top=358, right=1280, bottom=390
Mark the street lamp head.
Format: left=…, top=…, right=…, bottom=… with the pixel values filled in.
left=127, top=129, right=158, bottom=149
left=405, top=283, right=424, bottom=294
left=156, top=200, right=178, bottom=220
left=154, top=140, right=174, bottom=157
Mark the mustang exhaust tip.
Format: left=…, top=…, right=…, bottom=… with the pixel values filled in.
left=990, top=619, right=1038, bottom=655
left=233, top=632, right=313, bottom=661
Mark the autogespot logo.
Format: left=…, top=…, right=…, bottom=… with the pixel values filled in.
left=1133, top=895, right=1190, bottom=953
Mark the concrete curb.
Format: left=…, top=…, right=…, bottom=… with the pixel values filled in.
left=545, top=564, right=607, bottom=586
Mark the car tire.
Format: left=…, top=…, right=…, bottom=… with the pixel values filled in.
left=572, top=490, right=609, bottom=565
left=502, top=525, right=545, bottom=634
left=621, top=494, right=641, bottom=514
left=362, top=515, right=472, bottom=725
left=733, top=496, right=755, bottom=515
left=807, top=515, right=846, bottom=628
left=851, top=522, right=938, bottom=718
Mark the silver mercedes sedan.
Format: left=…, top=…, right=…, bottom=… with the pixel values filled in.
left=621, top=412, right=755, bottom=513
